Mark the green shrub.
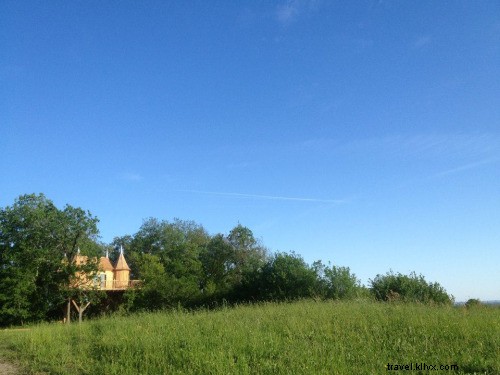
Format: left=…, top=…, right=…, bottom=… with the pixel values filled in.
left=369, top=271, right=453, bottom=304
left=465, top=298, right=482, bottom=308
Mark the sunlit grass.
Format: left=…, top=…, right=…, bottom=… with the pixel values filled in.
left=1, top=301, right=498, bottom=374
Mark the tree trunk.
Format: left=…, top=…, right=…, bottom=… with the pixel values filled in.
left=71, top=299, right=91, bottom=324
left=66, top=298, right=71, bottom=324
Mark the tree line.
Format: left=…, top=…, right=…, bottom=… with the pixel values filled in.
left=0, top=194, right=453, bottom=326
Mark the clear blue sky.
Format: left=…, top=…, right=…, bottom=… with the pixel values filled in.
left=1, top=1, right=499, bottom=302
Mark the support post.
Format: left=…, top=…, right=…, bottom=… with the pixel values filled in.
left=71, top=299, right=91, bottom=324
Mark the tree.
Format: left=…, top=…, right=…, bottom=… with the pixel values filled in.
left=0, top=194, right=100, bottom=326
left=323, top=265, right=361, bottom=300
left=200, top=234, right=236, bottom=296
left=259, top=252, right=318, bottom=301
left=121, top=218, right=210, bottom=309
left=123, top=253, right=172, bottom=311
left=227, top=224, right=267, bottom=284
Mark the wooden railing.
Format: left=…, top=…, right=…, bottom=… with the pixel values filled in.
left=95, top=279, right=142, bottom=291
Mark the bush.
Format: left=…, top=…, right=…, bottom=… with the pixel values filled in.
left=369, top=271, right=453, bottom=304
left=465, top=298, right=482, bottom=308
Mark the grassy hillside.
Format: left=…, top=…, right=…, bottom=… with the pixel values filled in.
left=1, top=301, right=498, bottom=374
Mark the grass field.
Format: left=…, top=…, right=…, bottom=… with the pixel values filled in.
left=0, top=300, right=498, bottom=374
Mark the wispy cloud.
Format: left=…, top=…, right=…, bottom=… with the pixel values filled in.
left=413, top=35, right=432, bottom=49
left=119, top=173, right=143, bottom=182
left=276, top=2, right=300, bottom=24
left=227, top=161, right=258, bottom=170
left=179, top=189, right=345, bottom=204
left=434, top=158, right=499, bottom=177
left=394, top=156, right=499, bottom=190
left=302, top=133, right=500, bottom=159
left=361, top=133, right=499, bottom=158
left=276, top=0, right=320, bottom=25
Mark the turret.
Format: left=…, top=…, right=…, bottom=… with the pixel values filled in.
left=114, top=245, right=131, bottom=289
left=99, top=249, right=115, bottom=289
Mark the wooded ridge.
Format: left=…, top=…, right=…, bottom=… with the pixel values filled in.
left=0, top=193, right=453, bottom=326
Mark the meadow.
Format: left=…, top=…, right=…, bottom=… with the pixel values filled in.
left=0, top=300, right=498, bottom=374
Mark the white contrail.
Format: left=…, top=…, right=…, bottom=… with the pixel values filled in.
left=179, top=190, right=345, bottom=204
left=434, top=158, right=499, bottom=177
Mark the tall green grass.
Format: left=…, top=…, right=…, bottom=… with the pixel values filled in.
left=1, top=301, right=498, bottom=374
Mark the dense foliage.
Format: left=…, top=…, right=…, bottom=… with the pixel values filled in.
left=370, top=271, right=453, bottom=304
left=0, top=194, right=454, bottom=326
left=0, top=194, right=101, bottom=326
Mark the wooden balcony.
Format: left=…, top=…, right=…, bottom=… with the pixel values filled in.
left=96, top=279, right=142, bottom=291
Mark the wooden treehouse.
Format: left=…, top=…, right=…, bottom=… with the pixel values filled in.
left=67, top=246, right=140, bottom=323
left=72, top=245, right=140, bottom=291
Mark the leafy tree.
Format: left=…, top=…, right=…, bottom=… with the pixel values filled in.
left=0, top=194, right=100, bottom=326
left=228, top=225, right=267, bottom=278
left=123, top=253, right=171, bottom=311
left=369, top=271, right=453, bottom=304
left=227, top=224, right=257, bottom=250
left=121, top=218, right=210, bottom=308
left=259, top=252, right=318, bottom=301
left=225, top=224, right=268, bottom=301
left=323, top=265, right=362, bottom=300
left=129, top=218, right=208, bottom=270
left=164, top=219, right=208, bottom=291
left=200, top=234, right=235, bottom=296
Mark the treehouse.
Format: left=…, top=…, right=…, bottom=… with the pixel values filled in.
left=66, top=246, right=141, bottom=323
left=72, top=246, right=140, bottom=291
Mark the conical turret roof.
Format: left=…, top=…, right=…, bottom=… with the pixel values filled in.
left=99, top=256, right=114, bottom=271
left=73, top=248, right=88, bottom=266
left=115, top=246, right=131, bottom=271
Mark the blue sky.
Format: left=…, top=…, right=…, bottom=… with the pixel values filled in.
left=1, top=1, right=499, bottom=301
